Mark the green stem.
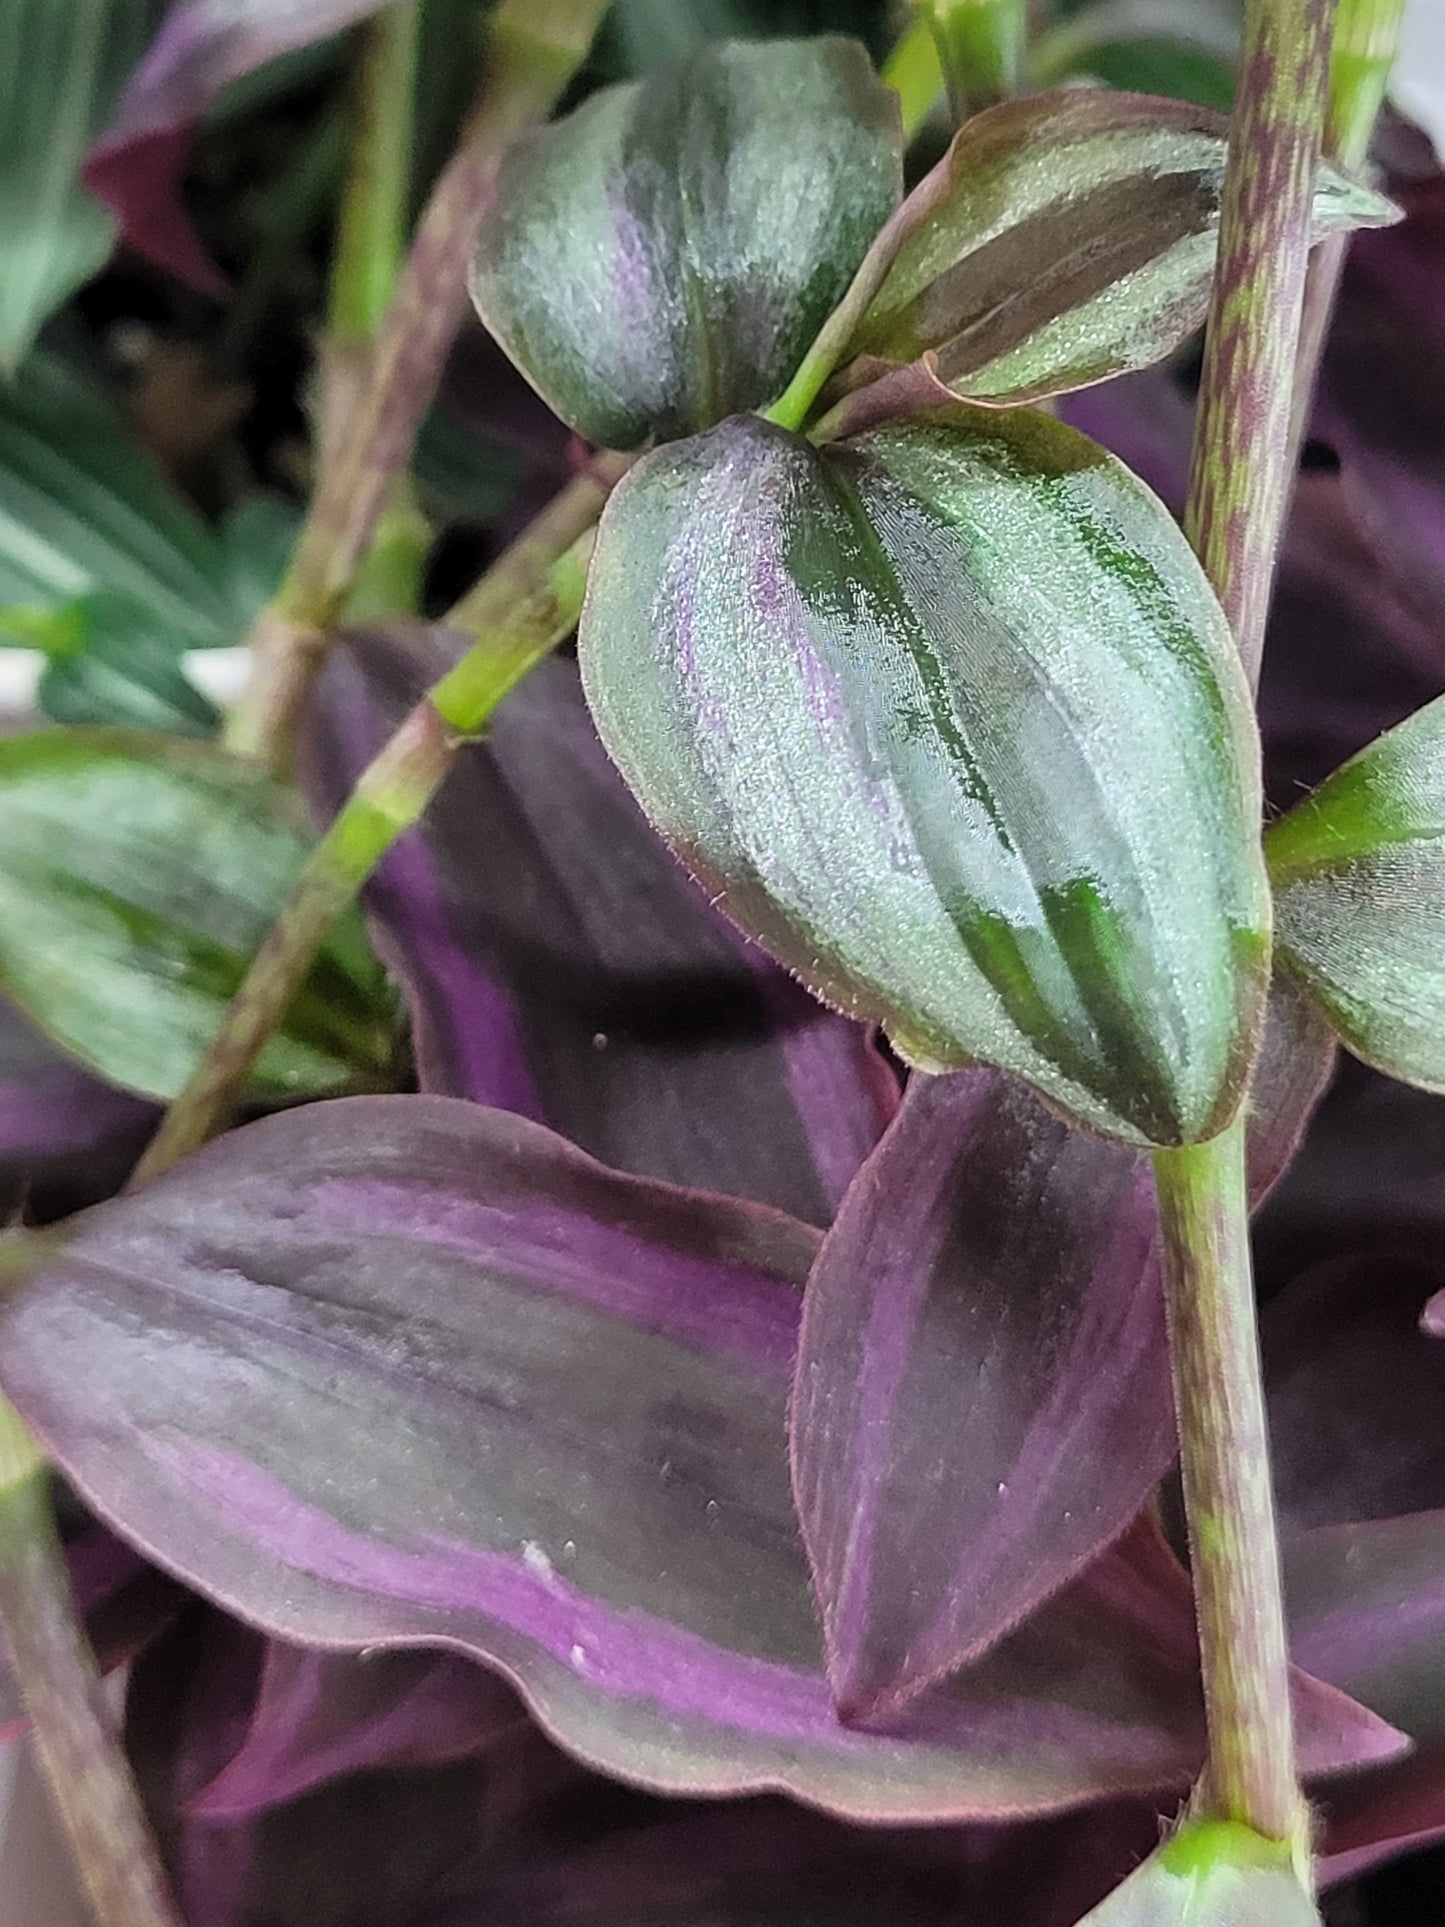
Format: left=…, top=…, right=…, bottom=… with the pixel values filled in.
left=882, top=16, right=945, bottom=140
left=227, top=0, right=610, bottom=776
left=917, top=0, right=1026, bottom=120
left=0, top=1400, right=182, bottom=1927
left=1167, top=0, right=1341, bottom=1858
left=1289, top=0, right=1404, bottom=464
left=131, top=460, right=624, bottom=1186
left=1153, top=1122, right=1302, bottom=1849
left=1184, top=0, right=1339, bottom=691
left=328, top=3, right=421, bottom=353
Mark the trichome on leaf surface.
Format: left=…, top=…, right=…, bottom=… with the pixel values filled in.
left=0, top=1, right=1442, bottom=1923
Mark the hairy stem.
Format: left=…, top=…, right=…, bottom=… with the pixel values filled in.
left=1165, top=0, right=1340, bottom=1857
left=1153, top=1123, right=1301, bottom=1846
left=131, top=461, right=622, bottom=1185
left=228, top=0, right=609, bottom=774
left=1184, top=0, right=1338, bottom=690
left=1289, top=0, right=1404, bottom=462
left=0, top=1400, right=181, bottom=1927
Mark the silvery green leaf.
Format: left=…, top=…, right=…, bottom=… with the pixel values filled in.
left=469, top=37, right=902, bottom=449
left=827, top=88, right=1397, bottom=413
left=580, top=405, right=1269, bottom=1147
left=1267, top=692, right=1445, bottom=1094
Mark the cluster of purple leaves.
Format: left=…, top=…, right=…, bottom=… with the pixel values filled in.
left=1, top=5, right=1444, bottom=1920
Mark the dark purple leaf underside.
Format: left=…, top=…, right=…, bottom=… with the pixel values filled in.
left=792, top=978, right=1335, bottom=1719
left=191, top=1640, right=527, bottom=1819
left=85, top=0, right=385, bottom=288
left=0, top=1096, right=1399, bottom=1821
left=301, top=629, right=896, bottom=1224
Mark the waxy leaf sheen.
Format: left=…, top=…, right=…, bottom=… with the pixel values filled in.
left=469, top=38, right=903, bottom=449
left=1267, top=692, right=1445, bottom=1093
left=303, top=631, right=896, bottom=1224
left=792, top=979, right=1334, bottom=1719
left=0, top=730, right=394, bottom=1101
left=828, top=89, right=1395, bottom=413
left=0, top=1098, right=1397, bottom=1821
left=580, top=407, right=1270, bottom=1146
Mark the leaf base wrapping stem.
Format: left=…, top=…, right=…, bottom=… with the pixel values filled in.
left=1153, top=1116, right=1305, bottom=1852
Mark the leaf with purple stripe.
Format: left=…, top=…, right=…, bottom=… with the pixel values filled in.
left=791, top=976, right=1335, bottom=1720
left=824, top=89, right=1393, bottom=417
left=0, top=1096, right=1399, bottom=1821
left=1264, top=1248, right=1445, bottom=1877
left=84, top=2, right=382, bottom=290
left=301, top=629, right=897, bottom=1225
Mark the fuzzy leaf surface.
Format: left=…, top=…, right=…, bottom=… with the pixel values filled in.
left=831, top=88, right=1396, bottom=412
left=580, top=407, right=1269, bottom=1146
left=469, top=37, right=902, bottom=448
left=0, top=1097, right=1399, bottom=1821
left=792, top=979, right=1333, bottom=1718
left=302, top=632, right=896, bottom=1225
left=1267, top=692, right=1445, bottom=1094
left=0, top=730, right=394, bottom=1101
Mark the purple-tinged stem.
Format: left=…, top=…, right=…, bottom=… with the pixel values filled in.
left=1160, top=0, right=1341, bottom=1859
left=131, top=458, right=625, bottom=1185
left=1153, top=1122, right=1302, bottom=1848
left=0, top=1398, right=181, bottom=1927
left=228, top=0, right=610, bottom=775
left=1184, top=0, right=1337, bottom=692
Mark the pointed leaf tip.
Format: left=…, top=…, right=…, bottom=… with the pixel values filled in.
left=581, top=406, right=1269, bottom=1147
left=825, top=87, right=1399, bottom=414
left=792, top=979, right=1335, bottom=1721
left=1077, top=1821, right=1320, bottom=1926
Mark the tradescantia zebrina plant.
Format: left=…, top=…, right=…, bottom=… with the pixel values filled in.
left=6, top=2, right=1445, bottom=1925
left=472, top=36, right=1387, bottom=1151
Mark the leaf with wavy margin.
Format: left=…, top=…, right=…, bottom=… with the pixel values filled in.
left=0, top=1097, right=1400, bottom=1821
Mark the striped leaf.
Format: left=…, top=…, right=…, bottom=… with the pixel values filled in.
left=580, top=405, right=1269, bottom=1147
left=826, top=89, right=1396, bottom=414
left=0, top=0, right=151, bottom=369
left=1267, top=692, right=1445, bottom=1094
left=469, top=37, right=903, bottom=449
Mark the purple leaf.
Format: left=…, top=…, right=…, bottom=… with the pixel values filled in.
left=0, top=997, right=157, bottom=1218
left=1261, top=1248, right=1445, bottom=1877
left=0, top=1096, right=1398, bottom=1821
left=125, top=1614, right=1160, bottom=1927
left=791, top=977, right=1334, bottom=1719
left=1317, top=133, right=1445, bottom=618
left=1, top=1521, right=183, bottom=1738
left=1269, top=1249, right=1445, bottom=1533
left=301, top=631, right=897, bottom=1224
left=190, top=1640, right=527, bottom=1820
left=1320, top=1740, right=1445, bottom=1885
left=85, top=1, right=385, bottom=289
left=1425, top=1290, right=1445, bottom=1338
